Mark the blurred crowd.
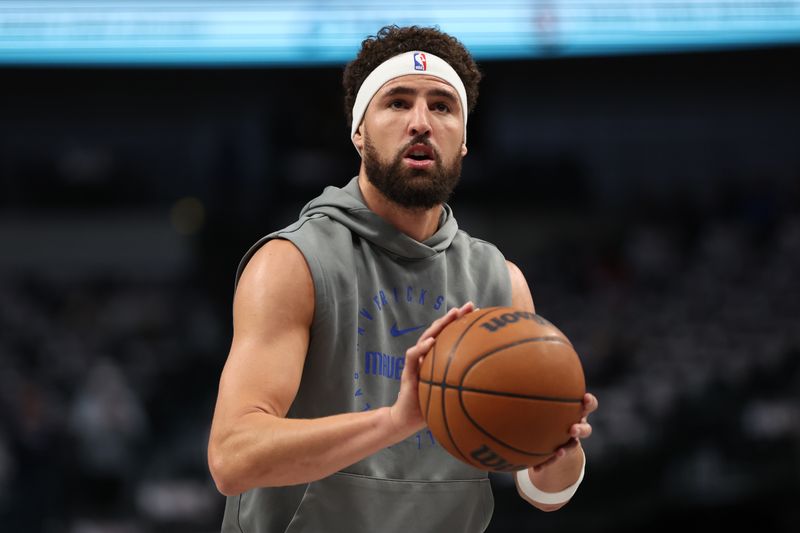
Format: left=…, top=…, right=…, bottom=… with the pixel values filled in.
left=0, top=276, right=225, bottom=532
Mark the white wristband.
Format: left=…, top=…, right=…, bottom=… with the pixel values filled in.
left=516, top=452, right=586, bottom=505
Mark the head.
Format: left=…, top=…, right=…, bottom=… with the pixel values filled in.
left=343, top=26, right=481, bottom=210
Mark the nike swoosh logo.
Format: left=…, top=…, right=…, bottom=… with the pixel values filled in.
left=390, top=322, right=425, bottom=337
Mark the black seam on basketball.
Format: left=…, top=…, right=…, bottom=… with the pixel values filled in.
left=440, top=307, right=497, bottom=465
left=419, top=380, right=582, bottom=404
left=423, top=339, right=436, bottom=421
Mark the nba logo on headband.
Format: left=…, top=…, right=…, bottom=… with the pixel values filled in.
left=413, top=52, right=427, bottom=71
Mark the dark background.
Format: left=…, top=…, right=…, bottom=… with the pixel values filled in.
left=1, top=43, right=799, bottom=532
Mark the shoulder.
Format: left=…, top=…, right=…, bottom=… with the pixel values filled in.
left=236, top=213, right=351, bottom=284
left=235, top=239, right=315, bottom=328
left=238, top=238, right=310, bottom=289
left=505, top=260, right=535, bottom=312
left=505, top=260, right=525, bottom=283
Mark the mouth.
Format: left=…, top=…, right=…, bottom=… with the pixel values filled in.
left=403, top=143, right=435, bottom=169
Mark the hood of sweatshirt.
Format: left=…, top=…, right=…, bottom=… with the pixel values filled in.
left=298, top=177, right=458, bottom=260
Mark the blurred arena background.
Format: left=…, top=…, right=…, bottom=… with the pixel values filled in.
left=1, top=1, right=799, bottom=532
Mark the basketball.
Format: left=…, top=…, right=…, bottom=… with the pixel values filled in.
left=418, top=307, right=585, bottom=472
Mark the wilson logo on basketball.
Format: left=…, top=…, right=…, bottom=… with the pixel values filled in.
left=479, top=310, right=551, bottom=333
left=470, top=445, right=526, bottom=472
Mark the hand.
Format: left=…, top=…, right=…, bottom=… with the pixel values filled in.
left=532, top=392, right=598, bottom=472
left=388, top=302, right=477, bottom=437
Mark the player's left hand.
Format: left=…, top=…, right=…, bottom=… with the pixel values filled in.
left=532, top=392, right=598, bottom=472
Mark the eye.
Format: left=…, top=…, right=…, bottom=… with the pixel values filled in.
left=433, top=102, right=451, bottom=113
left=389, top=100, right=407, bottom=110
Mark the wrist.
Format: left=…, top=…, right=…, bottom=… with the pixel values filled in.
left=384, top=406, right=423, bottom=442
left=516, top=450, right=586, bottom=505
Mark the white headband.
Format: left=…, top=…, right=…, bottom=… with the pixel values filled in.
left=350, top=50, right=468, bottom=155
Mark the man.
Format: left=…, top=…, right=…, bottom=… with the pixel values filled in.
left=208, top=25, right=598, bottom=532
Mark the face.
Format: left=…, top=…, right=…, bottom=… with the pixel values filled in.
left=354, top=75, right=468, bottom=210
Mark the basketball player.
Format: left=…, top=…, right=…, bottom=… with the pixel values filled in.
left=208, top=25, right=598, bottom=532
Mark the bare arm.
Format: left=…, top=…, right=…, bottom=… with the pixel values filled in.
left=506, top=260, right=598, bottom=512
left=208, top=239, right=403, bottom=495
left=207, top=239, right=474, bottom=496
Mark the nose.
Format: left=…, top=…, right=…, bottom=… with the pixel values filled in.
left=407, top=100, right=432, bottom=138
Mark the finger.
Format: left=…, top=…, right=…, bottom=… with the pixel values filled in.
left=456, top=301, right=476, bottom=314
left=570, top=422, right=593, bottom=439
left=403, top=337, right=435, bottom=384
left=417, top=307, right=459, bottom=342
left=583, top=393, right=598, bottom=414
left=533, top=437, right=579, bottom=472
left=406, top=336, right=436, bottom=362
left=532, top=447, right=567, bottom=472
left=418, top=302, right=475, bottom=342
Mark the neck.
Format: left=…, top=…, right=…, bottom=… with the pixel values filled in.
left=357, top=171, right=442, bottom=242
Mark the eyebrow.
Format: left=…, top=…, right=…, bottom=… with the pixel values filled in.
left=382, top=85, right=460, bottom=107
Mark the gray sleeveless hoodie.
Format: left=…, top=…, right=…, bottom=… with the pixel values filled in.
left=222, top=177, right=512, bottom=533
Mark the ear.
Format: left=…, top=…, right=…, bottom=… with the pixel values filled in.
left=353, top=123, right=365, bottom=152
left=461, top=143, right=468, bottom=157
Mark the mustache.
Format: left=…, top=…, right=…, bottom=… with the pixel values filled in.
left=399, top=135, right=440, bottom=160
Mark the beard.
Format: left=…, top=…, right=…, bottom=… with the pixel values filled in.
left=363, top=134, right=462, bottom=210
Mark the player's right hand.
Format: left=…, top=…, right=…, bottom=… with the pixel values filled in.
left=389, top=302, right=476, bottom=437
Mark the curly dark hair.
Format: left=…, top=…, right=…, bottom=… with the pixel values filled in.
left=343, top=25, right=482, bottom=128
